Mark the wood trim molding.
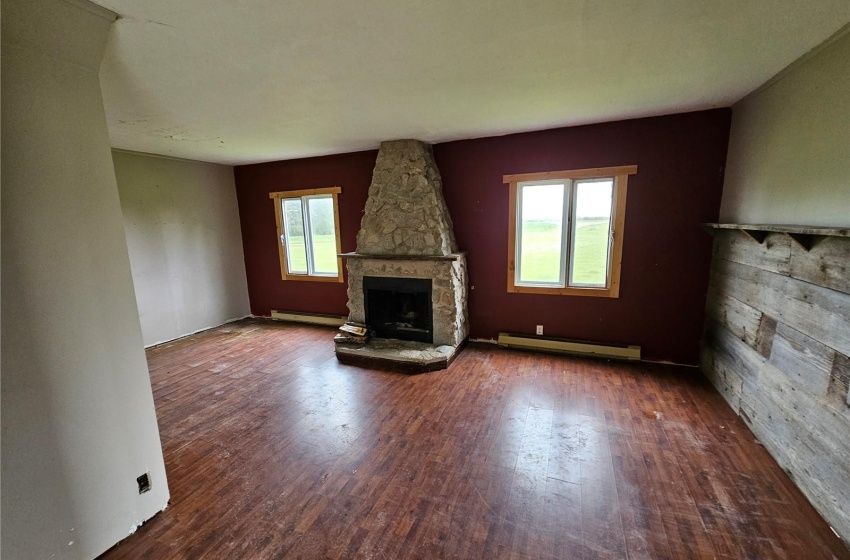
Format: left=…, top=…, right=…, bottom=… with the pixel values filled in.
left=272, top=194, right=288, bottom=280
left=269, top=186, right=342, bottom=199
left=607, top=173, right=629, bottom=298
left=331, top=189, right=344, bottom=281
left=271, top=186, right=344, bottom=282
left=505, top=169, right=631, bottom=298
left=503, top=165, right=637, bottom=184
left=506, top=181, right=518, bottom=293
left=508, top=284, right=621, bottom=297
left=275, top=273, right=344, bottom=283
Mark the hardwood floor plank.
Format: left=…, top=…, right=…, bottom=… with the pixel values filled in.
left=98, top=320, right=850, bottom=559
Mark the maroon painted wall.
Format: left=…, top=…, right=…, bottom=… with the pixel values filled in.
left=235, top=109, right=731, bottom=364
left=235, top=150, right=376, bottom=317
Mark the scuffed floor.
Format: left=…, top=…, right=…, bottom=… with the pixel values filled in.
left=98, top=319, right=850, bottom=560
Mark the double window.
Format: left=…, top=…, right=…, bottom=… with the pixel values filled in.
left=504, top=166, right=636, bottom=297
left=270, top=187, right=343, bottom=282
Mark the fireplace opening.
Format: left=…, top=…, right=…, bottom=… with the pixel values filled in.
left=364, top=276, right=433, bottom=343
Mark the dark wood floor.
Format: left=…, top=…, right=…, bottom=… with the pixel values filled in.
left=100, top=319, right=849, bottom=560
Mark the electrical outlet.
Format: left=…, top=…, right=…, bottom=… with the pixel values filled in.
left=137, top=472, right=151, bottom=494
left=536, top=325, right=543, bottom=335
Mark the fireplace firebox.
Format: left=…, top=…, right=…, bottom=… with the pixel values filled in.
left=364, top=276, right=433, bottom=343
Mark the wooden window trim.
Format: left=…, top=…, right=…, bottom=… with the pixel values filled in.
left=503, top=165, right=637, bottom=184
left=269, top=187, right=344, bottom=283
left=269, top=186, right=341, bottom=199
left=504, top=166, right=635, bottom=298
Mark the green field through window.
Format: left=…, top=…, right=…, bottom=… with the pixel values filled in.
left=519, top=219, right=609, bottom=285
left=286, top=234, right=338, bottom=274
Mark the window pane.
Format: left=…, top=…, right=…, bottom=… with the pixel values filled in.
left=518, top=183, right=565, bottom=284
left=307, top=197, right=338, bottom=275
left=283, top=199, right=308, bottom=274
left=570, top=179, right=613, bottom=287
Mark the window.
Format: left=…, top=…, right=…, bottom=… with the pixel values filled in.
left=503, top=166, right=636, bottom=297
left=269, top=187, right=343, bottom=282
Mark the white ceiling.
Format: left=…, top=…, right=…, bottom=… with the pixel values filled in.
left=95, top=0, right=850, bottom=166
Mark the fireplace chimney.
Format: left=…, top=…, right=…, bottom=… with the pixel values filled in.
left=356, top=140, right=457, bottom=256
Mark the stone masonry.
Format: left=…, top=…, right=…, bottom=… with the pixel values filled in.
left=344, top=139, right=469, bottom=348
left=356, top=140, right=457, bottom=256
left=346, top=257, right=469, bottom=347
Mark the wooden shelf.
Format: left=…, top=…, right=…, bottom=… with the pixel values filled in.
left=703, top=223, right=850, bottom=251
left=339, top=252, right=466, bottom=261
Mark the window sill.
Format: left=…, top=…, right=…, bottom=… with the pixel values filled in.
left=507, top=284, right=619, bottom=298
left=281, top=274, right=344, bottom=283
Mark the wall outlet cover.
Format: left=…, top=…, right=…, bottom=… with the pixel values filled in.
left=137, top=472, right=151, bottom=494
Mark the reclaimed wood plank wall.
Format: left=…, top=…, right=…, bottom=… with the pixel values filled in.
left=700, top=230, right=850, bottom=542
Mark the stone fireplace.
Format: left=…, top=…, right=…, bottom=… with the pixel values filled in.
left=336, top=139, right=469, bottom=371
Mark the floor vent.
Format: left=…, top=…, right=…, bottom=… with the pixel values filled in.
left=497, top=333, right=640, bottom=361
left=271, top=310, right=346, bottom=327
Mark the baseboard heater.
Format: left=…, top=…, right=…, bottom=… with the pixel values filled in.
left=270, top=310, right=347, bottom=327
left=497, top=333, right=640, bottom=361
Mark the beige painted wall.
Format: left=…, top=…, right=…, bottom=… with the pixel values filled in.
left=1, top=1, right=169, bottom=558
left=720, top=29, right=850, bottom=227
left=113, top=151, right=250, bottom=347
